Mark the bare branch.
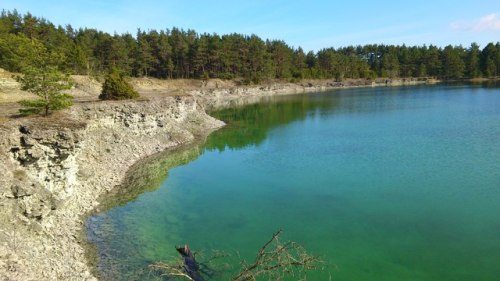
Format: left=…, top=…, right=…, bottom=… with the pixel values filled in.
left=232, top=230, right=323, bottom=281
left=150, top=230, right=324, bottom=281
left=149, top=258, right=194, bottom=281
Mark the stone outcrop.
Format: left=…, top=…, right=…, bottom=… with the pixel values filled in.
left=0, top=97, right=223, bottom=280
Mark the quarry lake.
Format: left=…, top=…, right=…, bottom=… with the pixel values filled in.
left=87, top=83, right=500, bottom=281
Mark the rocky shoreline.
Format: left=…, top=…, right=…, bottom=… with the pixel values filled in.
left=0, top=77, right=431, bottom=280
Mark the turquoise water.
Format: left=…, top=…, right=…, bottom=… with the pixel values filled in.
left=87, top=84, right=500, bottom=280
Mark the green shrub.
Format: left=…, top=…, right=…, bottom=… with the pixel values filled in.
left=99, top=69, right=139, bottom=100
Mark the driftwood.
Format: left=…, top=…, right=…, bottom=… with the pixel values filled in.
left=176, top=244, right=205, bottom=281
left=149, top=244, right=205, bottom=281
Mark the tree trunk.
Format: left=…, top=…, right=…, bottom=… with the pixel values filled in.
left=44, top=94, right=49, bottom=116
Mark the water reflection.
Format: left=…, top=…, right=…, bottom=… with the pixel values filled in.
left=206, top=94, right=338, bottom=151
left=204, top=85, right=435, bottom=152
left=95, top=142, right=206, bottom=211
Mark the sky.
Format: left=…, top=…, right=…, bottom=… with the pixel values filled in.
left=2, top=0, right=500, bottom=51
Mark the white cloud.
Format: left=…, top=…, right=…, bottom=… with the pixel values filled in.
left=450, top=13, right=500, bottom=32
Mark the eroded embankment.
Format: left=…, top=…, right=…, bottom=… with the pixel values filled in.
left=0, top=97, right=223, bottom=280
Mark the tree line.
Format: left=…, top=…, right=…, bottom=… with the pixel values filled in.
left=1, top=10, right=499, bottom=82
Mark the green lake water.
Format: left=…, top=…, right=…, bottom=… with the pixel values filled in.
left=87, top=84, right=500, bottom=280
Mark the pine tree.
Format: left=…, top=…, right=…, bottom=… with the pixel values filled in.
left=381, top=48, right=400, bottom=78
left=16, top=66, right=74, bottom=116
left=135, top=30, right=157, bottom=76
left=481, top=43, right=499, bottom=77
left=466, top=43, right=481, bottom=78
left=425, top=45, right=442, bottom=77
left=0, top=34, right=49, bottom=71
left=267, top=40, right=293, bottom=79
left=442, top=45, right=465, bottom=79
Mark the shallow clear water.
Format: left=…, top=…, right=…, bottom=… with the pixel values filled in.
left=87, top=84, right=500, bottom=280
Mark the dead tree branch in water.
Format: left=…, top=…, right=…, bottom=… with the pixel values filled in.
left=231, top=229, right=323, bottom=281
left=150, top=230, right=323, bottom=280
left=149, top=257, right=194, bottom=280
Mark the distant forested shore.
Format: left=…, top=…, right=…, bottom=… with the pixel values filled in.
left=1, top=10, right=499, bottom=82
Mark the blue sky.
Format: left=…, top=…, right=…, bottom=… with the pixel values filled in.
left=2, top=0, right=499, bottom=51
